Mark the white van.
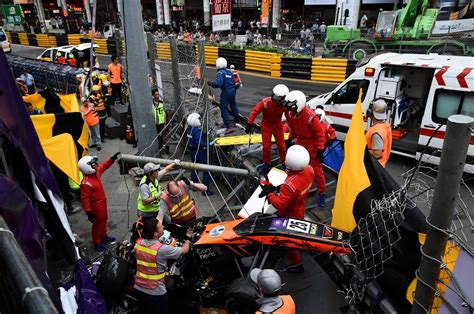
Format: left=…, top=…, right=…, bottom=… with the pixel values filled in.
left=0, top=27, right=11, bottom=53
left=307, top=53, right=474, bottom=173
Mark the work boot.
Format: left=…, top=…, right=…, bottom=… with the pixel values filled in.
left=95, top=243, right=106, bottom=252
left=101, top=235, right=116, bottom=243
left=318, top=193, right=326, bottom=208
left=282, top=264, right=304, bottom=273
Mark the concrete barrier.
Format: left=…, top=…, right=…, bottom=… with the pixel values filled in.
left=311, top=58, right=348, bottom=83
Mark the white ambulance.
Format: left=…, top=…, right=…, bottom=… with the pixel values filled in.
left=307, top=53, right=474, bottom=173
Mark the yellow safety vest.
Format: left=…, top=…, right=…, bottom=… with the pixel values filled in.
left=137, top=175, right=162, bottom=213
left=153, top=101, right=166, bottom=125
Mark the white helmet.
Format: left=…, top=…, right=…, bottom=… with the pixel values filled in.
left=371, top=99, right=387, bottom=120
left=315, top=108, right=326, bottom=123
left=272, top=84, right=289, bottom=102
left=285, top=90, right=306, bottom=113
left=187, top=112, right=201, bottom=127
left=215, top=57, right=227, bottom=69
left=250, top=268, right=282, bottom=295
left=285, top=145, right=309, bottom=171
left=78, top=156, right=98, bottom=175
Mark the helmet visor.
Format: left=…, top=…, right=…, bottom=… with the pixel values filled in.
left=87, top=157, right=99, bottom=168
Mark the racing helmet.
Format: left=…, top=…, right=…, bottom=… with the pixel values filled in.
left=215, top=57, right=227, bottom=69
left=250, top=268, right=282, bottom=295
left=315, top=108, right=326, bottom=123
left=272, top=84, right=289, bottom=103
left=285, top=90, right=306, bottom=113
left=78, top=156, right=98, bottom=175
left=91, top=85, right=101, bottom=93
left=285, top=145, right=309, bottom=171
left=187, top=112, right=201, bottom=128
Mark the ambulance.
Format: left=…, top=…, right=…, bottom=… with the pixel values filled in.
left=0, top=27, right=11, bottom=53
left=307, top=53, right=474, bottom=173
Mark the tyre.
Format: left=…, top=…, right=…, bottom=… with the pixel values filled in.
left=430, top=44, right=464, bottom=56
left=224, top=277, right=260, bottom=314
left=347, top=42, right=375, bottom=61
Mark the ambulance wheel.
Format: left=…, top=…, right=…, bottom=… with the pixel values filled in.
left=431, top=45, right=464, bottom=56
left=347, top=43, right=374, bottom=61
left=224, top=277, right=260, bottom=314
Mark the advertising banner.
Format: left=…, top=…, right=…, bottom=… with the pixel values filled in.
left=2, top=4, right=24, bottom=25
left=260, top=0, right=271, bottom=26
left=212, top=0, right=231, bottom=31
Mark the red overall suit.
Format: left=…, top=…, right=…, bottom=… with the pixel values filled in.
left=286, top=107, right=326, bottom=193
left=322, top=122, right=336, bottom=146
left=268, top=165, right=315, bottom=265
left=248, top=97, right=286, bottom=164
left=80, top=158, right=114, bottom=245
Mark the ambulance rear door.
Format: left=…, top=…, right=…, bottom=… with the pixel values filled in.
left=418, top=67, right=474, bottom=173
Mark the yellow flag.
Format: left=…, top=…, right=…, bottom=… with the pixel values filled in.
left=331, top=91, right=371, bottom=231
left=40, top=134, right=81, bottom=184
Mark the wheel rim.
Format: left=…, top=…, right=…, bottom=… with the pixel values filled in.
left=353, top=48, right=366, bottom=60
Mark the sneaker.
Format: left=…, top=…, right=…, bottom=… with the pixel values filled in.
left=202, top=190, right=214, bottom=196
left=101, top=235, right=116, bottom=243
left=95, top=243, right=106, bottom=252
left=97, top=146, right=102, bottom=151
left=318, top=193, right=326, bottom=208
left=282, top=264, right=304, bottom=273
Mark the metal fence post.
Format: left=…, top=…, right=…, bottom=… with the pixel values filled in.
left=147, top=32, right=157, bottom=89
left=169, top=36, right=183, bottom=121
left=197, top=40, right=209, bottom=134
left=411, top=115, right=473, bottom=313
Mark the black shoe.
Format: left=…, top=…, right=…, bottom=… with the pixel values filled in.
left=97, top=146, right=102, bottom=151
left=282, top=264, right=304, bottom=273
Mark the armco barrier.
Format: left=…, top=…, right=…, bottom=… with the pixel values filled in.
left=280, top=57, right=312, bottom=80
left=94, top=39, right=109, bottom=54
left=67, top=34, right=82, bottom=46
left=9, top=32, right=20, bottom=45
left=18, top=32, right=29, bottom=45
left=245, top=50, right=280, bottom=73
left=156, top=42, right=171, bottom=60
left=27, top=33, right=38, bottom=46
left=55, top=35, right=69, bottom=47
left=311, top=58, right=348, bottom=83
left=48, top=35, right=57, bottom=48
left=218, top=47, right=245, bottom=70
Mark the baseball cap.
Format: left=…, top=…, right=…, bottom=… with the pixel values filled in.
left=250, top=268, right=282, bottom=295
left=143, top=163, right=160, bottom=174
left=372, top=99, right=387, bottom=120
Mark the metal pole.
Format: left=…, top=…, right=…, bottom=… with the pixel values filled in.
left=122, top=0, right=158, bottom=156
left=169, top=36, right=183, bottom=121
left=147, top=32, right=157, bottom=90
left=83, top=0, right=92, bottom=24
left=89, top=0, right=97, bottom=81
left=0, top=217, right=58, bottom=314
left=197, top=40, right=209, bottom=135
left=114, top=30, right=122, bottom=60
left=120, top=154, right=250, bottom=176
left=411, top=115, right=473, bottom=314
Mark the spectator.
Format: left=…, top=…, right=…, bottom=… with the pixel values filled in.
left=19, top=68, right=35, bottom=94
left=320, top=22, right=327, bottom=35
left=312, top=20, right=319, bottom=32
left=360, top=12, right=368, bottom=28
left=305, top=28, right=312, bottom=39
left=81, top=100, right=101, bottom=150
left=228, top=32, right=235, bottom=44
left=293, top=38, right=301, bottom=49
left=300, top=28, right=305, bottom=39
left=25, top=102, right=42, bottom=115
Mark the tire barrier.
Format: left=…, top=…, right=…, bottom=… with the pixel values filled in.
left=245, top=50, right=280, bottom=73
left=219, top=47, right=245, bottom=70
left=7, top=54, right=83, bottom=94
left=156, top=42, right=171, bottom=60
left=311, top=58, right=348, bottom=83
left=6, top=31, right=358, bottom=83
left=280, top=57, right=312, bottom=80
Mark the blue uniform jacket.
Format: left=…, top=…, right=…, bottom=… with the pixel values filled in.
left=187, top=126, right=209, bottom=152
left=210, top=69, right=235, bottom=92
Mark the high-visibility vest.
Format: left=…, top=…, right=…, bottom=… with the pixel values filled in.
left=137, top=176, right=162, bottom=213
left=366, top=121, right=392, bottom=167
left=256, top=295, right=296, bottom=314
left=108, top=63, right=122, bottom=84
left=81, top=105, right=100, bottom=126
left=134, top=239, right=165, bottom=290
left=160, top=181, right=197, bottom=224
left=68, top=172, right=83, bottom=190
left=153, top=101, right=166, bottom=125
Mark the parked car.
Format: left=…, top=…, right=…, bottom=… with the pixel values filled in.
left=37, top=43, right=99, bottom=67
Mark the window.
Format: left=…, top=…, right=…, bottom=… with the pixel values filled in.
left=329, top=79, right=370, bottom=104
left=433, top=89, right=474, bottom=123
